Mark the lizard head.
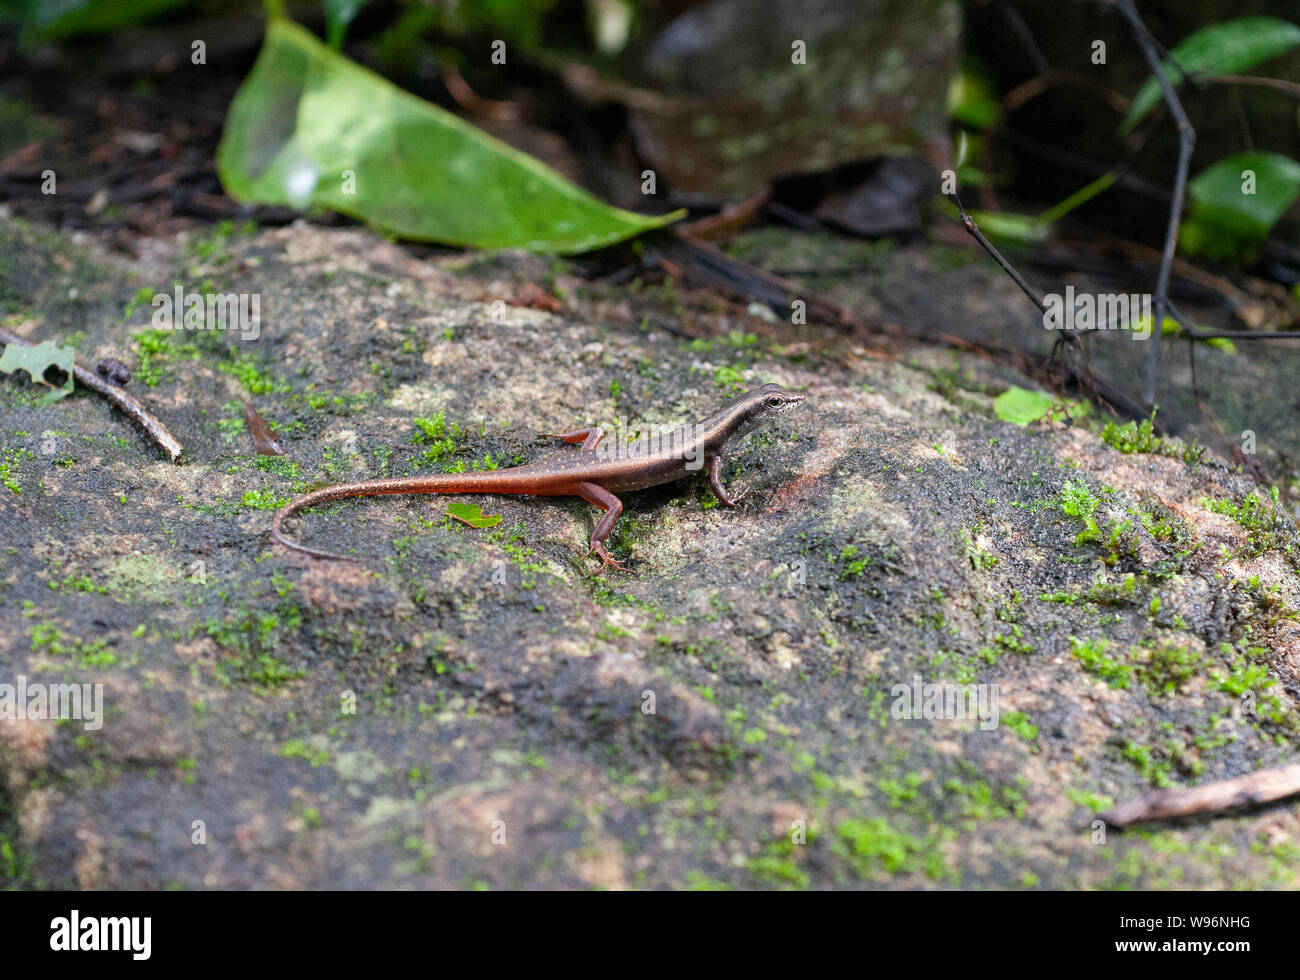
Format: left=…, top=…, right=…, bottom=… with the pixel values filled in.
left=726, top=383, right=806, bottom=437
left=746, top=383, right=806, bottom=419
left=700, top=383, right=807, bottom=450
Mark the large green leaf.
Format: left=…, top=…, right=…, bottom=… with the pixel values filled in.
left=1179, top=151, right=1300, bottom=260
left=1121, top=17, right=1300, bottom=134
left=217, top=20, right=683, bottom=254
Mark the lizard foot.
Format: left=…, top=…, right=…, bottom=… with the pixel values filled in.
left=586, top=545, right=632, bottom=575
left=716, top=486, right=751, bottom=507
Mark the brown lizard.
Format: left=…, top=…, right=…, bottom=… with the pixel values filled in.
left=272, top=383, right=806, bottom=572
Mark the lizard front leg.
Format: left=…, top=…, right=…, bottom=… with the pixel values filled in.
left=707, top=455, right=749, bottom=507
left=544, top=427, right=604, bottom=451
left=576, top=481, right=631, bottom=573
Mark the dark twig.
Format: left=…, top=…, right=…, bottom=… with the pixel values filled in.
left=1115, top=0, right=1196, bottom=411
left=1203, top=74, right=1300, bottom=99
left=1163, top=302, right=1271, bottom=482
left=950, top=194, right=1100, bottom=404
left=1164, top=298, right=1299, bottom=341
left=952, top=195, right=1048, bottom=313
left=1100, top=762, right=1300, bottom=828
left=1177, top=298, right=1204, bottom=410
left=946, top=193, right=1290, bottom=415
left=1171, top=325, right=1300, bottom=340
left=1002, top=69, right=1131, bottom=115
left=994, top=0, right=1051, bottom=75
left=0, top=326, right=183, bottom=462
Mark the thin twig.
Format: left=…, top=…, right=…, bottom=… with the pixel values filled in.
left=0, top=326, right=183, bottom=463
left=1115, top=0, right=1196, bottom=411
left=1100, top=762, right=1300, bottom=828
left=1163, top=296, right=1271, bottom=479
left=994, top=0, right=1051, bottom=75
left=440, top=63, right=525, bottom=122
left=952, top=195, right=1048, bottom=313
left=949, top=195, right=1246, bottom=427
left=1164, top=298, right=1299, bottom=341
left=1205, top=74, right=1300, bottom=99
left=1003, top=70, right=1130, bottom=116
left=677, top=186, right=772, bottom=241
left=1174, top=328, right=1300, bottom=341
left=950, top=195, right=1101, bottom=401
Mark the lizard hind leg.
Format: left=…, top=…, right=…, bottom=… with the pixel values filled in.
left=546, top=427, right=604, bottom=451
left=576, top=481, right=631, bottom=574
left=707, top=455, right=750, bottom=507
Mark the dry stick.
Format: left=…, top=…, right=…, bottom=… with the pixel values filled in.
left=1166, top=326, right=1300, bottom=342
left=1115, top=0, right=1196, bottom=412
left=1100, top=762, right=1300, bottom=829
left=0, top=326, right=183, bottom=463
left=1163, top=298, right=1300, bottom=342
left=1003, top=70, right=1131, bottom=115
left=994, top=0, right=1051, bottom=75
left=952, top=196, right=1049, bottom=314
left=949, top=196, right=1105, bottom=414
left=1207, top=74, right=1300, bottom=99
left=677, top=186, right=772, bottom=241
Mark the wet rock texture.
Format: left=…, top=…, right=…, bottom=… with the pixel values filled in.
left=1, top=216, right=1298, bottom=889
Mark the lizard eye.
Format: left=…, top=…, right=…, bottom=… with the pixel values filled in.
left=766, top=396, right=783, bottom=408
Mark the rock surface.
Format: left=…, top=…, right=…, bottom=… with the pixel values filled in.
left=1, top=215, right=1298, bottom=889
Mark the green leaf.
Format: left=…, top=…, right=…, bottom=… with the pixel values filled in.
left=1137, top=314, right=1185, bottom=336
left=1179, top=151, right=1300, bottom=260
left=217, top=20, right=684, bottom=254
left=446, top=502, right=503, bottom=529
left=967, top=210, right=1049, bottom=245
left=1139, top=314, right=1234, bottom=351
left=948, top=61, right=999, bottom=131
left=993, top=385, right=1088, bottom=426
left=0, top=338, right=75, bottom=403
left=1121, top=17, right=1300, bottom=134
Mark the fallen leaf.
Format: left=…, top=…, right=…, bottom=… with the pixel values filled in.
left=447, top=502, right=504, bottom=529
left=0, top=338, right=76, bottom=403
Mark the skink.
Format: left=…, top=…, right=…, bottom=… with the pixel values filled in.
left=272, top=383, right=806, bottom=572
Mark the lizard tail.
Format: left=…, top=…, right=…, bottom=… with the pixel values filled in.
left=271, top=473, right=538, bottom=561
left=273, top=485, right=366, bottom=561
